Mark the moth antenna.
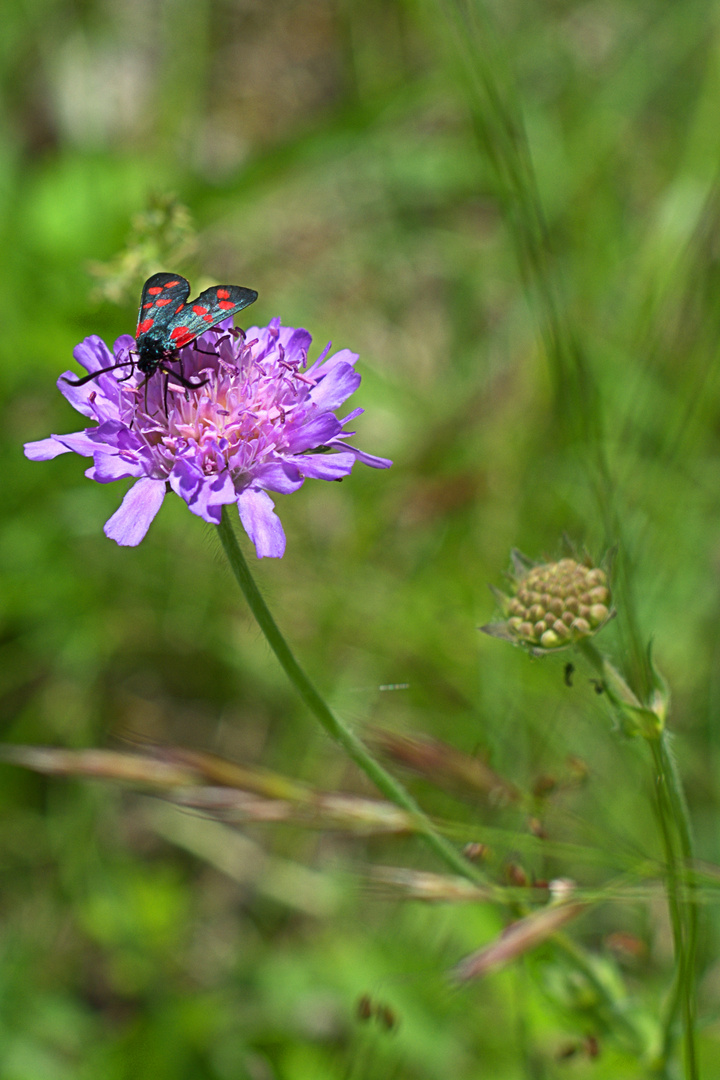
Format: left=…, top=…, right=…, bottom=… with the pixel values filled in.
left=61, top=360, right=135, bottom=387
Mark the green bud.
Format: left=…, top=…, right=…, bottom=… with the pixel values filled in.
left=483, top=553, right=613, bottom=653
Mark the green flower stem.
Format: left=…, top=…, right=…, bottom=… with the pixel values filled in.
left=578, top=639, right=698, bottom=1077
left=216, top=507, right=487, bottom=886
left=654, top=734, right=699, bottom=1080
left=576, top=638, right=642, bottom=711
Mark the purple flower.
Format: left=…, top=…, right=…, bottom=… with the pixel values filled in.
left=25, top=318, right=391, bottom=558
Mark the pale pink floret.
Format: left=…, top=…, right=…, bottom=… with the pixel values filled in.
left=25, top=318, right=391, bottom=558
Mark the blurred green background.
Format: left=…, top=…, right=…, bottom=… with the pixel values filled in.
left=4, top=0, right=720, bottom=1076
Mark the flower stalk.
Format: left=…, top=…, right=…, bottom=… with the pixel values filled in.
left=215, top=507, right=489, bottom=886
left=577, top=639, right=698, bottom=1077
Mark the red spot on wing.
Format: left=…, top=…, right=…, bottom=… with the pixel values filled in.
left=175, top=304, right=184, bottom=313
left=137, top=318, right=154, bottom=334
left=163, top=280, right=181, bottom=288
left=155, top=297, right=173, bottom=306
left=170, top=325, right=194, bottom=346
left=203, top=314, right=213, bottom=322
left=148, top=287, right=163, bottom=295
left=143, top=302, right=153, bottom=309
left=217, top=288, right=230, bottom=299
left=192, top=305, right=208, bottom=316
left=218, top=300, right=235, bottom=310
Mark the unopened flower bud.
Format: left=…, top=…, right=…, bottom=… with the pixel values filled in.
left=484, top=554, right=612, bottom=652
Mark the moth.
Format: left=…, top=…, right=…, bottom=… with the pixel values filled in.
left=63, top=272, right=258, bottom=392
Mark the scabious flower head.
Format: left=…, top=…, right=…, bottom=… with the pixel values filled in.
left=24, top=319, right=391, bottom=558
left=483, top=553, right=612, bottom=653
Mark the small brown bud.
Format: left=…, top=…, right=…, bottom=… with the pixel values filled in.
left=588, top=586, right=609, bottom=604
left=463, top=841, right=490, bottom=861
left=357, top=995, right=373, bottom=1021
left=589, top=603, right=609, bottom=625
left=506, top=862, right=528, bottom=887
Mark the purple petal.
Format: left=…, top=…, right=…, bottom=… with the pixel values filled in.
left=72, top=335, right=115, bottom=375
left=104, top=478, right=167, bottom=546
left=87, top=452, right=145, bottom=483
left=251, top=461, right=304, bottom=493
left=53, top=431, right=105, bottom=457
left=285, top=414, right=342, bottom=453
left=24, top=436, right=74, bottom=461
left=168, top=457, right=203, bottom=502
left=84, top=421, right=145, bottom=455
left=283, top=328, right=313, bottom=364
left=340, top=407, right=364, bottom=426
left=63, top=336, right=138, bottom=412
left=237, top=488, right=286, bottom=558
left=57, top=376, right=115, bottom=420
left=244, top=319, right=280, bottom=362
left=186, top=471, right=237, bottom=525
left=306, top=340, right=332, bottom=371
left=286, top=452, right=356, bottom=480
left=330, top=441, right=393, bottom=468
left=245, top=320, right=311, bottom=366
left=112, top=334, right=137, bottom=354
left=307, top=347, right=359, bottom=377
left=309, top=363, right=361, bottom=411
left=57, top=341, right=114, bottom=416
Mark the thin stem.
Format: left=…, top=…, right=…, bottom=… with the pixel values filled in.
left=651, top=738, right=691, bottom=1072
left=216, top=507, right=487, bottom=885
left=578, top=638, right=698, bottom=1076
left=654, top=734, right=699, bottom=1080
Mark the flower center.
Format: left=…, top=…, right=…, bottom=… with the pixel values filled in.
left=124, top=334, right=313, bottom=479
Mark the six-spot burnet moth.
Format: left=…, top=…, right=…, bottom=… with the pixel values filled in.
left=63, top=272, right=258, bottom=393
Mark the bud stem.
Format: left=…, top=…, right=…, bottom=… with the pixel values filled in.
left=577, top=638, right=698, bottom=1075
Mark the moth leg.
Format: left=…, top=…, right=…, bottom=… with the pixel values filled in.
left=159, top=362, right=209, bottom=392
left=116, top=355, right=137, bottom=383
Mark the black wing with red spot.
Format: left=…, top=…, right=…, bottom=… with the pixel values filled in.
left=165, top=284, right=259, bottom=350
left=136, top=273, right=191, bottom=339
left=136, top=274, right=258, bottom=355
left=63, top=273, right=258, bottom=390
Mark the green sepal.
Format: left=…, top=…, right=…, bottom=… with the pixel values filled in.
left=616, top=702, right=664, bottom=740
left=646, top=640, right=670, bottom=731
